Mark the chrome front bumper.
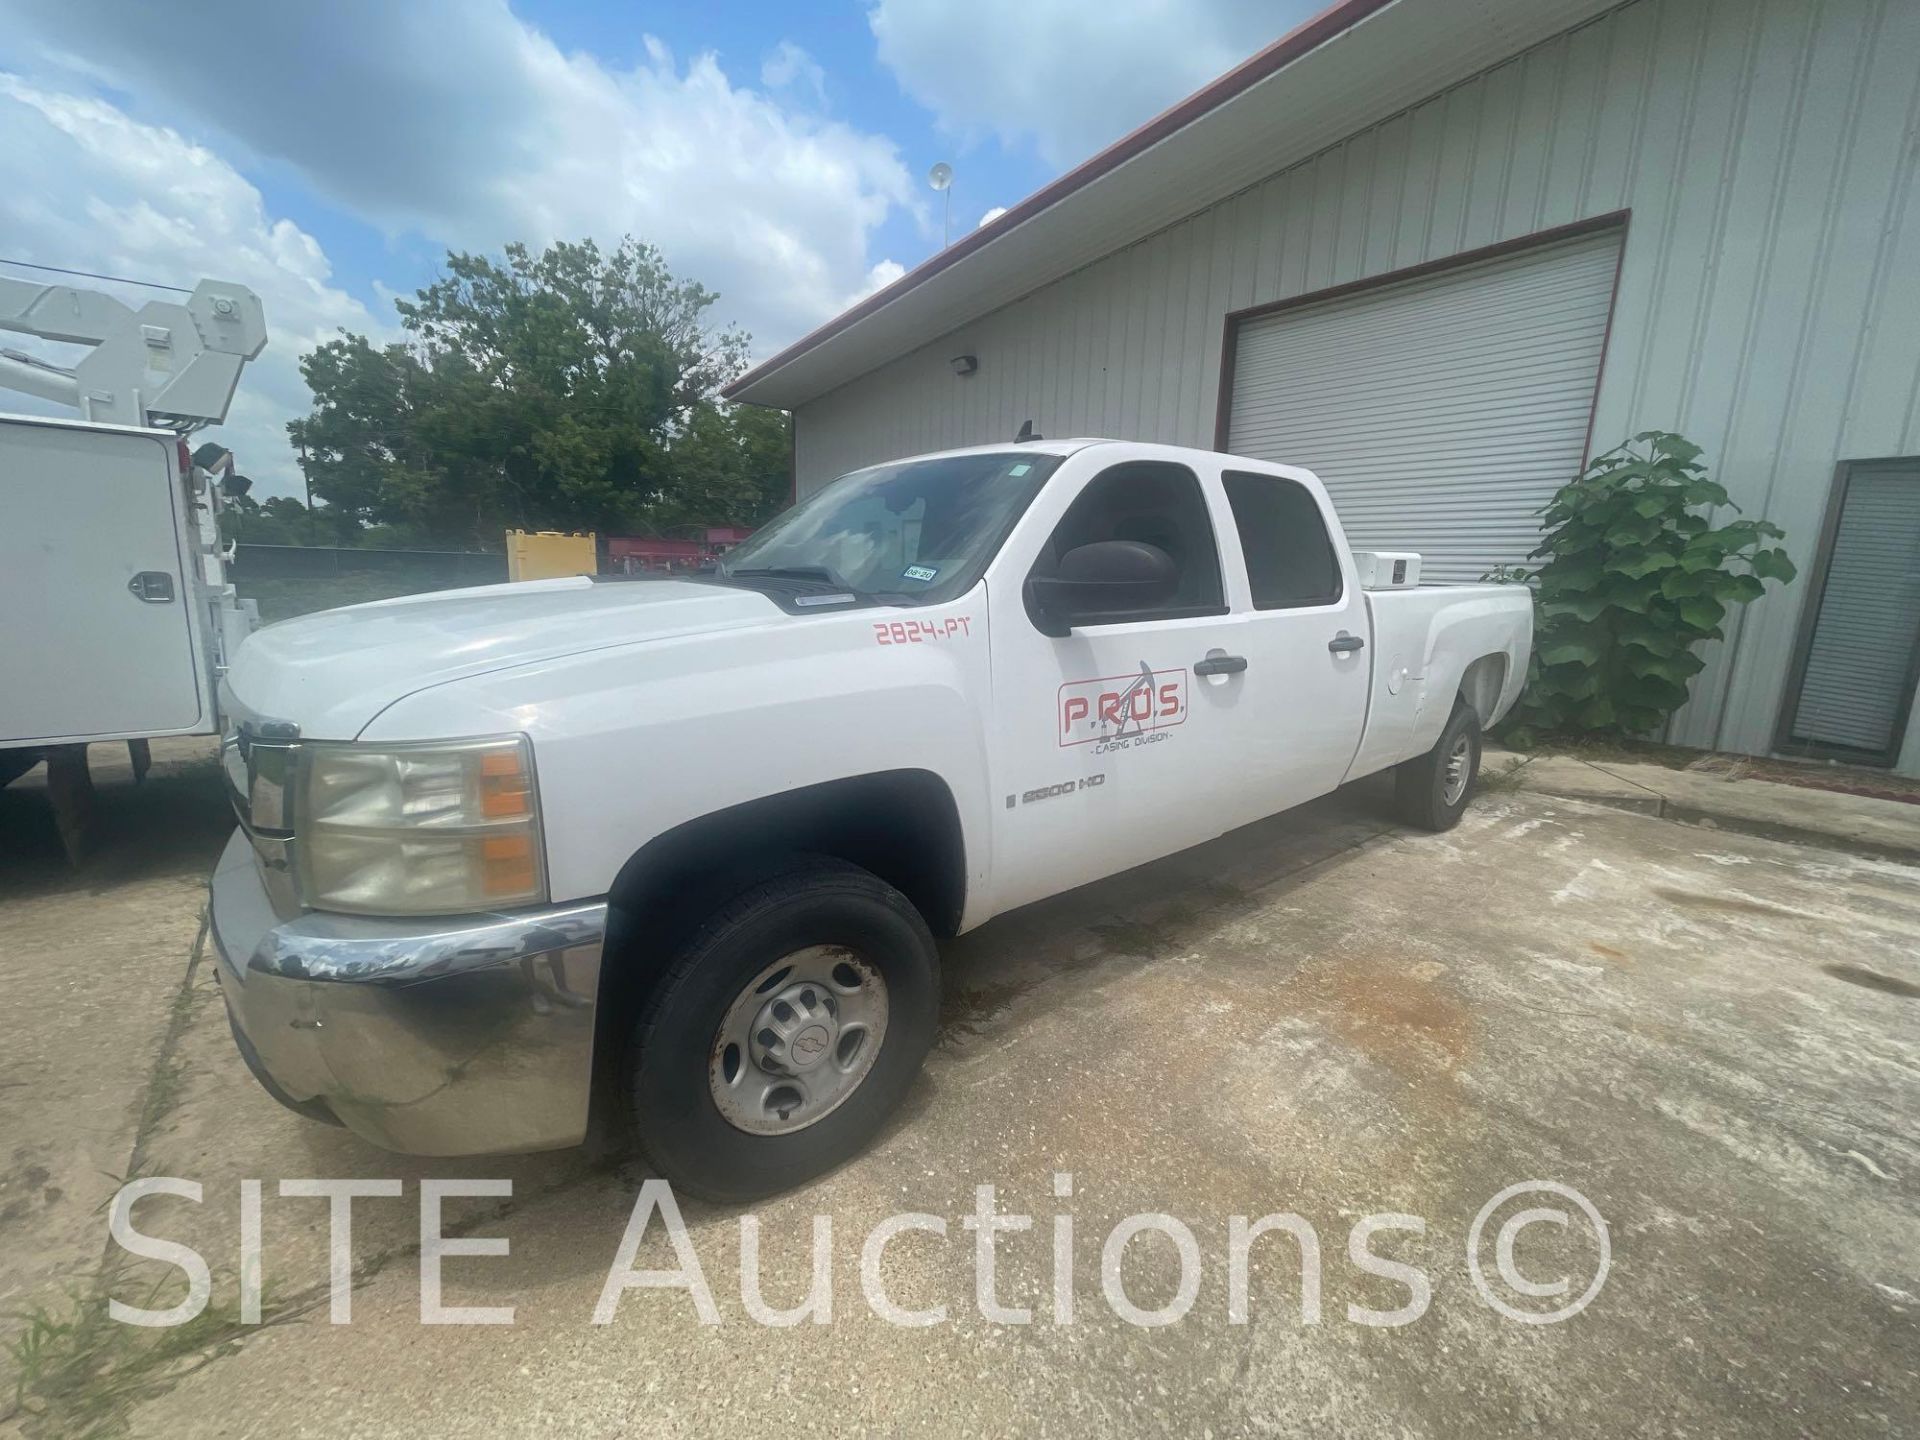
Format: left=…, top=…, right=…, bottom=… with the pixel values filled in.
left=209, top=828, right=606, bottom=1156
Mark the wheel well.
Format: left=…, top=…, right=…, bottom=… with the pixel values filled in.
left=1457, top=653, right=1508, bottom=726
left=587, top=770, right=966, bottom=1147
left=606, top=769, right=967, bottom=943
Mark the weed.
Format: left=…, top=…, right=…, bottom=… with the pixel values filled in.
left=1477, top=756, right=1533, bottom=794
left=2, top=1275, right=317, bottom=1439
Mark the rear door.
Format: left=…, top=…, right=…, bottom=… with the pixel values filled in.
left=984, top=451, right=1241, bottom=913
left=1, top=417, right=206, bottom=741
left=1206, top=462, right=1371, bottom=826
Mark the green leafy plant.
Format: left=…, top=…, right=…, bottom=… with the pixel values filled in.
left=1495, top=432, right=1796, bottom=740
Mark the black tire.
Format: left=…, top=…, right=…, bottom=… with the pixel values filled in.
left=0, top=748, right=41, bottom=790
left=1394, top=701, right=1482, bottom=832
left=624, top=855, right=939, bottom=1203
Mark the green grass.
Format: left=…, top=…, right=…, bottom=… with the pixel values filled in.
left=2, top=1280, right=313, bottom=1439
left=235, top=573, right=473, bottom=623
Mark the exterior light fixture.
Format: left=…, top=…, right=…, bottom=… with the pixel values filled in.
left=950, top=354, right=978, bottom=377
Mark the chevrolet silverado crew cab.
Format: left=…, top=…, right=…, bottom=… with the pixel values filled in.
left=211, top=439, right=1532, bottom=1200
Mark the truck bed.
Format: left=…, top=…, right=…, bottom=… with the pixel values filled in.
left=1346, top=582, right=1534, bottom=782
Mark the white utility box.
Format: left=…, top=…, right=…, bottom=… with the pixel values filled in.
left=1, top=412, right=221, bottom=744
left=1352, top=551, right=1422, bottom=590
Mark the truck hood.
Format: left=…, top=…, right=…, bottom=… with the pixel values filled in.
left=227, top=576, right=779, bottom=738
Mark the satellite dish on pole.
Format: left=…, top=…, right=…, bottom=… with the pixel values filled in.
left=928, top=162, right=954, bottom=247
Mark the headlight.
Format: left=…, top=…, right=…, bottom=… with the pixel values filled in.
left=296, top=736, right=547, bottom=915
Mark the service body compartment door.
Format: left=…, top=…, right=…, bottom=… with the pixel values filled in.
left=1, top=417, right=207, bottom=741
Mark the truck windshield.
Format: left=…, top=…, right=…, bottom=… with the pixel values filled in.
left=718, top=450, right=1063, bottom=606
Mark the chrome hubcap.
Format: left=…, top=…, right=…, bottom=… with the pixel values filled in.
left=1442, top=734, right=1474, bottom=805
left=709, top=946, right=888, bottom=1135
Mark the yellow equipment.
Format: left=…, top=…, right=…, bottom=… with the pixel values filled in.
left=506, top=530, right=597, bottom=582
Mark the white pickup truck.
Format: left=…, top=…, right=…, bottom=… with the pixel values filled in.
left=211, top=439, right=1531, bottom=1199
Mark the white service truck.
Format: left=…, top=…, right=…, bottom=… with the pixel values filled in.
left=0, top=274, right=268, bottom=856
left=210, top=438, right=1532, bottom=1199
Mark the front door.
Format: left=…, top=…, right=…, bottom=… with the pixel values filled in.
left=985, top=452, right=1243, bottom=915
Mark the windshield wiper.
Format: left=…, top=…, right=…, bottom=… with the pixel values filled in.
left=717, top=564, right=922, bottom=606
left=725, top=565, right=845, bottom=585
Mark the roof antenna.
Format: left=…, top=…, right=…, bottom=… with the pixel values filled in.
left=1015, top=419, right=1042, bottom=443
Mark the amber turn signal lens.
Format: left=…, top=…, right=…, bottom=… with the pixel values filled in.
left=479, top=749, right=533, bottom=819
left=481, top=833, right=538, bottom=897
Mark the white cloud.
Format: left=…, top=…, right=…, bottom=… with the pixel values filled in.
left=977, top=206, right=1009, bottom=229
left=761, top=41, right=828, bottom=107
left=852, top=259, right=907, bottom=305
left=869, top=0, right=1321, bottom=168
left=3, top=1, right=916, bottom=354
left=0, top=76, right=379, bottom=498
left=0, top=2, right=927, bottom=498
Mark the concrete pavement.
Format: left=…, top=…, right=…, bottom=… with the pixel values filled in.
left=1483, top=745, right=1920, bottom=862
left=1, top=746, right=1916, bottom=1437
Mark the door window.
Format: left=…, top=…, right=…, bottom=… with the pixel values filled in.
left=1029, top=460, right=1225, bottom=625
left=1221, top=470, right=1343, bottom=609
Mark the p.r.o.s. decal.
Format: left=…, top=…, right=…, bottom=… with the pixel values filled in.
left=1058, top=665, right=1186, bottom=748
left=874, top=616, right=973, bottom=645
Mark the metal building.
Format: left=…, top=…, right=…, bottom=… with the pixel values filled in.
left=727, top=0, right=1920, bottom=776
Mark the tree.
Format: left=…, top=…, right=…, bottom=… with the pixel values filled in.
left=220, top=494, right=314, bottom=546
left=289, top=237, right=790, bottom=548
left=1499, top=432, right=1796, bottom=740
left=655, top=401, right=791, bottom=529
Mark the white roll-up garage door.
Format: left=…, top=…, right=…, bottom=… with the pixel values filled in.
left=1226, top=227, right=1623, bottom=584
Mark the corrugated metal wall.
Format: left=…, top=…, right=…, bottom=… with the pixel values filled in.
left=793, top=0, right=1920, bottom=766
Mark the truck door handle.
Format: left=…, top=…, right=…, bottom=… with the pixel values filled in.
left=1194, top=652, right=1248, bottom=676
left=1327, top=632, right=1365, bottom=653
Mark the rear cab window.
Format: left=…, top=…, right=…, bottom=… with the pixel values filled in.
left=1220, top=469, right=1343, bottom=609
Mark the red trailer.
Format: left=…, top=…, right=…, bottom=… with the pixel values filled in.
left=606, top=527, right=754, bottom=574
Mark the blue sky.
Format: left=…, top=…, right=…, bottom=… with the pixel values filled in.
left=0, top=0, right=1313, bottom=495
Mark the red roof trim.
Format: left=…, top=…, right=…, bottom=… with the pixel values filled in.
left=723, top=0, right=1401, bottom=402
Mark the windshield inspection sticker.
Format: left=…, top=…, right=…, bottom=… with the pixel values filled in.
left=1008, top=463, right=1032, bottom=476
left=902, top=564, right=939, bottom=582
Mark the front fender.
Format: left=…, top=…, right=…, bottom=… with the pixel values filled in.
left=359, top=598, right=996, bottom=907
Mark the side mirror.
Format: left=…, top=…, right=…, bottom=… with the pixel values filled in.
left=1027, top=540, right=1177, bottom=636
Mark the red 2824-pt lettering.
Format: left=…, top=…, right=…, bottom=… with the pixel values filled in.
left=874, top=616, right=973, bottom=645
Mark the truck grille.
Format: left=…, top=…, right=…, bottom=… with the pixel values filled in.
left=222, top=723, right=296, bottom=835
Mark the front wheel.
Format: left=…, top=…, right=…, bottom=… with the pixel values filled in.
left=1394, top=701, right=1481, bottom=832
left=624, top=857, right=939, bottom=1202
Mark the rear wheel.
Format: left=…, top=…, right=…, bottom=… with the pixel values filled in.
left=1394, top=700, right=1481, bottom=832
left=624, top=856, right=939, bottom=1202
